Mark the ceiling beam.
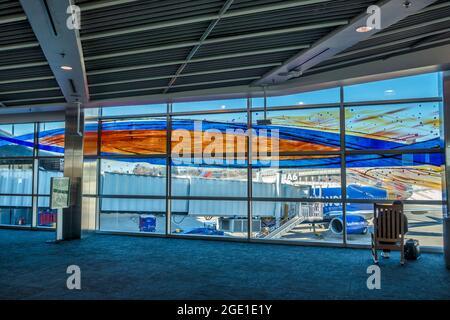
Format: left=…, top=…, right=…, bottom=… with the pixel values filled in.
left=304, top=37, right=450, bottom=75
left=0, top=42, right=40, bottom=52
left=90, top=77, right=260, bottom=98
left=332, top=27, right=450, bottom=60
left=311, top=30, right=450, bottom=73
left=164, top=0, right=235, bottom=93
left=418, top=0, right=450, bottom=12
left=84, top=20, right=345, bottom=61
left=1, top=96, right=64, bottom=105
left=81, top=0, right=333, bottom=41
left=87, top=45, right=309, bottom=76
left=0, top=86, right=60, bottom=95
left=0, top=61, right=48, bottom=71
left=20, top=0, right=90, bottom=104
left=90, top=63, right=281, bottom=88
left=255, top=0, right=439, bottom=86
left=79, top=0, right=140, bottom=11
left=0, top=110, right=65, bottom=122
left=0, top=0, right=139, bottom=26
left=370, top=15, right=450, bottom=40
left=277, top=43, right=450, bottom=92
left=0, top=13, right=27, bottom=25
left=0, top=76, right=54, bottom=85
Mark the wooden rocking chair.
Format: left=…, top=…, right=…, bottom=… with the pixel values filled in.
left=371, top=204, right=406, bottom=265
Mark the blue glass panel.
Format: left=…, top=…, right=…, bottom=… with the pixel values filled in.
left=344, top=73, right=442, bottom=102
left=38, top=122, right=65, bottom=156
left=0, top=123, right=34, bottom=157
left=102, top=104, right=166, bottom=116
left=173, top=98, right=247, bottom=112
left=253, top=87, right=340, bottom=107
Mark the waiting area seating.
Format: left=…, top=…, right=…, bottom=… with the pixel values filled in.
left=371, top=203, right=407, bottom=265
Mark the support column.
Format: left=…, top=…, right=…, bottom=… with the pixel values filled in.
left=444, top=71, right=450, bottom=269
left=62, top=104, right=84, bottom=240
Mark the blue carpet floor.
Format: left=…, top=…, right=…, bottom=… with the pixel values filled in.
left=0, top=229, right=449, bottom=300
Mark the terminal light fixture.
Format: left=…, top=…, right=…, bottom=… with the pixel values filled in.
left=61, top=65, right=73, bottom=71
left=356, top=26, right=373, bottom=33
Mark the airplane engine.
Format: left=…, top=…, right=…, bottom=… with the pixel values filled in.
left=330, top=215, right=368, bottom=235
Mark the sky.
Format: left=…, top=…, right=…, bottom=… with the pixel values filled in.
left=100, top=72, right=442, bottom=117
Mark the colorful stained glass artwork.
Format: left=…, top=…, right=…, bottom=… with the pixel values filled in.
left=2, top=116, right=444, bottom=165
left=101, top=120, right=167, bottom=155
left=0, top=124, right=35, bottom=157
left=253, top=108, right=341, bottom=152
left=346, top=153, right=444, bottom=200
left=38, top=127, right=65, bottom=155
left=84, top=122, right=98, bottom=156
left=345, top=103, right=442, bottom=150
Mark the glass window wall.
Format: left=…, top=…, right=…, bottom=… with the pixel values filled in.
left=82, top=72, right=445, bottom=248
left=0, top=121, right=64, bottom=228
left=2, top=72, right=444, bottom=249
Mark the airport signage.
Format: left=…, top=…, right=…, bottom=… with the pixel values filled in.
left=50, top=177, right=71, bottom=210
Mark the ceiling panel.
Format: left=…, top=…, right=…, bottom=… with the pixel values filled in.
left=306, top=1, right=450, bottom=75
left=0, top=0, right=24, bottom=17
left=0, top=0, right=62, bottom=108
left=90, top=89, right=164, bottom=101
left=78, top=0, right=379, bottom=99
left=90, top=78, right=170, bottom=95
left=81, top=21, right=211, bottom=57
left=183, top=49, right=301, bottom=74
left=85, top=47, right=193, bottom=71
left=0, top=89, right=63, bottom=103
left=194, top=28, right=332, bottom=58
left=76, top=0, right=224, bottom=36
left=167, top=79, right=254, bottom=94
left=87, top=64, right=180, bottom=84
left=174, top=67, right=270, bottom=86
left=209, top=0, right=375, bottom=38
left=2, top=0, right=449, bottom=108
left=0, top=47, right=46, bottom=67
left=0, top=79, right=60, bottom=93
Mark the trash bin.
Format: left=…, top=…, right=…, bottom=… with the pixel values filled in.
left=139, top=214, right=156, bottom=232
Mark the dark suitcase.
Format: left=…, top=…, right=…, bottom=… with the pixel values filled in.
left=404, top=239, right=421, bottom=260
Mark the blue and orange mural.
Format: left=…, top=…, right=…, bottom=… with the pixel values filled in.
left=0, top=104, right=444, bottom=200
left=1, top=103, right=441, bottom=157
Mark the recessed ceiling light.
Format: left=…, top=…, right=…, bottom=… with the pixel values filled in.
left=385, top=89, right=396, bottom=96
left=61, top=65, right=73, bottom=71
left=298, top=102, right=304, bottom=105
left=356, top=26, right=373, bottom=33
left=221, top=105, right=226, bottom=109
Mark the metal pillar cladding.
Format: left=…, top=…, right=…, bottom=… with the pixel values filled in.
left=62, top=103, right=85, bottom=240
left=443, top=71, right=450, bottom=269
